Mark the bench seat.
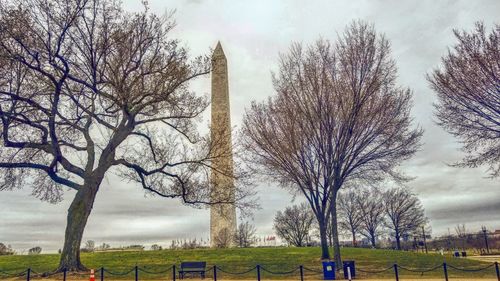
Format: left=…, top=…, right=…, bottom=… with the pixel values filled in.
left=179, top=262, right=206, bottom=279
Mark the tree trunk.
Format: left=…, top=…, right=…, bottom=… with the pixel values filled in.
left=370, top=233, right=376, bottom=248
left=318, top=218, right=331, bottom=260
left=395, top=231, right=401, bottom=250
left=351, top=230, right=356, bottom=247
left=329, top=228, right=333, bottom=248
left=330, top=191, right=342, bottom=270
left=296, top=235, right=303, bottom=247
left=57, top=182, right=99, bottom=271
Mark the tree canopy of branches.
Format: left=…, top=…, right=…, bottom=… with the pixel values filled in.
left=150, top=244, right=162, bottom=251
left=234, top=221, right=257, bottom=248
left=455, top=224, right=469, bottom=250
left=358, top=188, right=385, bottom=247
left=242, top=21, right=422, bottom=264
left=0, top=0, right=249, bottom=271
left=28, top=246, right=42, bottom=255
left=99, top=243, right=110, bottom=251
left=428, top=22, right=500, bottom=177
left=212, top=227, right=233, bottom=248
left=383, top=187, right=427, bottom=250
left=84, top=240, right=95, bottom=252
left=0, top=243, right=14, bottom=255
left=273, top=203, right=315, bottom=247
left=338, top=189, right=363, bottom=246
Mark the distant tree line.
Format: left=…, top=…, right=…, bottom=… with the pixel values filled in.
left=212, top=221, right=258, bottom=248
left=170, top=238, right=204, bottom=250
left=80, top=240, right=141, bottom=252
left=165, top=222, right=258, bottom=250
left=428, top=225, right=500, bottom=254
left=0, top=244, right=42, bottom=255
left=274, top=187, right=428, bottom=251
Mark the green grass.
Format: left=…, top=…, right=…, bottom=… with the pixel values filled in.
left=0, top=247, right=497, bottom=279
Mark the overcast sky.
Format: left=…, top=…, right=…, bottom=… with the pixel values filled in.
left=1, top=0, right=499, bottom=253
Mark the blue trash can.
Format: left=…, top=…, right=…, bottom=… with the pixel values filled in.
left=343, top=261, right=355, bottom=279
left=322, top=261, right=336, bottom=280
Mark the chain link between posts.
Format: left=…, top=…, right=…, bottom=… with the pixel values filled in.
left=1, top=262, right=498, bottom=280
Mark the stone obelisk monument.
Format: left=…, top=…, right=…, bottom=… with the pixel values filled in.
left=210, top=42, right=237, bottom=247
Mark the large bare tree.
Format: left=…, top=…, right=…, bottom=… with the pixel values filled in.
left=273, top=203, right=315, bottom=247
left=428, top=22, right=500, bottom=177
left=0, top=0, right=248, bottom=271
left=383, top=187, right=426, bottom=250
left=337, top=189, right=363, bottom=247
left=242, top=21, right=422, bottom=265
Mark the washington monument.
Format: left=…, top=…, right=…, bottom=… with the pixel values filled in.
left=210, top=42, right=237, bottom=247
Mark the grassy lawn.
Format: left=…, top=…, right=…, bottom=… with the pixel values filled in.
left=0, top=247, right=498, bottom=280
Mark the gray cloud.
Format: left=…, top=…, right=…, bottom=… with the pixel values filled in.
left=1, top=0, right=499, bottom=253
left=428, top=199, right=500, bottom=221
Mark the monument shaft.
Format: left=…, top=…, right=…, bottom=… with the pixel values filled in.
left=210, top=42, right=237, bottom=247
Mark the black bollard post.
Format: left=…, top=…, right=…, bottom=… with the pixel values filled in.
left=213, top=265, right=217, bottom=281
left=100, top=267, right=104, bottom=281
left=26, top=268, right=31, bottom=281
left=443, top=263, right=448, bottom=281
left=135, top=266, right=139, bottom=281
left=300, top=266, right=304, bottom=281
left=257, top=265, right=261, bottom=281
left=173, top=265, right=176, bottom=281
left=393, top=264, right=399, bottom=281
left=63, top=268, right=67, bottom=281
left=495, top=262, right=499, bottom=281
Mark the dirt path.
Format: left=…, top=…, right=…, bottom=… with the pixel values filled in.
left=467, top=255, right=500, bottom=263
left=0, top=277, right=498, bottom=281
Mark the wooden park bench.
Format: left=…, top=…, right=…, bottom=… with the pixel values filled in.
left=179, top=262, right=206, bottom=279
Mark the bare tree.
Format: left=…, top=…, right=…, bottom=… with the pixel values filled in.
left=150, top=244, right=162, bottom=251
left=213, top=227, right=232, bottom=248
left=99, top=243, right=110, bottom=251
left=455, top=224, right=468, bottom=250
left=358, top=189, right=385, bottom=247
left=84, top=240, right=95, bottom=252
left=383, top=187, right=427, bottom=250
left=234, top=221, right=257, bottom=248
left=428, top=22, right=500, bottom=177
left=419, top=224, right=432, bottom=253
left=337, top=189, right=363, bottom=247
left=242, top=21, right=422, bottom=264
left=273, top=203, right=315, bottom=247
left=455, top=224, right=467, bottom=237
left=0, top=0, right=250, bottom=271
left=0, top=243, right=14, bottom=255
left=28, top=246, right=42, bottom=255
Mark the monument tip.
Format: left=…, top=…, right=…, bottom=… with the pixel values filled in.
left=213, top=41, right=225, bottom=58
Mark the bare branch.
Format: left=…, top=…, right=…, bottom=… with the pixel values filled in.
left=428, top=22, right=500, bottom=177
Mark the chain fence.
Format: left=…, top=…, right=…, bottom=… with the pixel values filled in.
left=0, top=261, right=498, bottom=281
